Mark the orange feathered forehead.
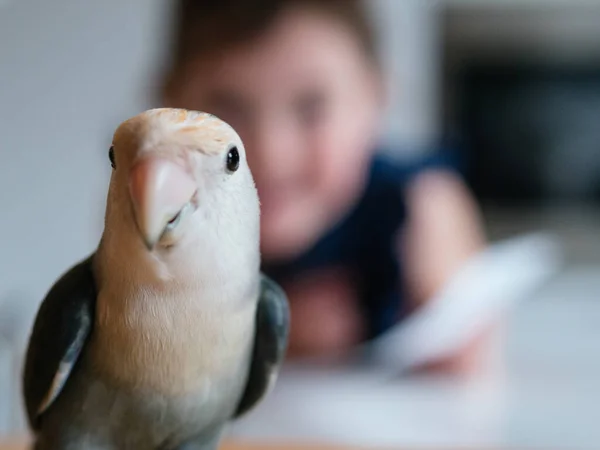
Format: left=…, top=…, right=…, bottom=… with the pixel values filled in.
left=112, top=108, right=239, bottom=155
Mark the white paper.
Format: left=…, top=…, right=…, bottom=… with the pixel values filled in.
left=366, top=232, right=563, bottom=372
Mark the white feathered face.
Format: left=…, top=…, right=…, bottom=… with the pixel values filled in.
left=105, top=108, right=260, bottom=262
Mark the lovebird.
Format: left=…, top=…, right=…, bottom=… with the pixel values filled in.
left=22, top=108, right=290, bottom=450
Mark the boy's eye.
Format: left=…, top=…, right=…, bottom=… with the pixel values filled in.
left=108, top=146, right=116, bottom=169
left=296, top=92, right=326, bottom=126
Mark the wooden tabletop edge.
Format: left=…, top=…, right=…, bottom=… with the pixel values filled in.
left=0, top=438, right=385, bottom=450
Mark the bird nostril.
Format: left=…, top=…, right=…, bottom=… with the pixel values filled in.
left=165, top=200, right=193, bottom=232
left=165, top=211, right=182, bottom=231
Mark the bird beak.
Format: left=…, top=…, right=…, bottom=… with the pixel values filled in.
left=129, top=157, right=196, bottom=250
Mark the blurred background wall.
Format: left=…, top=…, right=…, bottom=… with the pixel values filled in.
left=3, top=0, right=600, bottom=323
left=8, top=0, right=591, bottom=310
left=1, top=0, right=600, bottom=445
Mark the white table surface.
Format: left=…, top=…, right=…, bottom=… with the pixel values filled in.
left=229, top=266, right=600, bottom=449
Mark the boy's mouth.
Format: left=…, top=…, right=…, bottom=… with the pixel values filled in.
left=258, top=186, right=302, bottom=213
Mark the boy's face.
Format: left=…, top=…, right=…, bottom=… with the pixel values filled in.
left=166, top=7, right=382, bottom=260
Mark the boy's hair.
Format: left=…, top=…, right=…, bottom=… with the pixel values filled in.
left=166, top=0, right=378, bottom=74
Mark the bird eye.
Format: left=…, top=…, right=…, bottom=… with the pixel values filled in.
left=226, top=146, right=240, bottom=172
left=108, top=146, right=116, bottom=169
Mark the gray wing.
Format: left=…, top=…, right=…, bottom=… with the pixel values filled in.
left=23, top=254, right=97, bottom=430
left=234, top=273, right=290, bottom=418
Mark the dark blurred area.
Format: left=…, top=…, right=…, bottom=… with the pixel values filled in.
left=441, top=3, right=600, bottom=271
left=443, top=6, right=600, bottom=207
left=459, top=62, right=600, bottom=204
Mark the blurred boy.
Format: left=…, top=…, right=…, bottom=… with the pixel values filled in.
left=160, top=0, right=490, bottom=375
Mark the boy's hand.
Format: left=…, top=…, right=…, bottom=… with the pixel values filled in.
left=401, top=169, right=496, bottom=379
left=283, top=268, right=366, bottom=359
left=409, top=321, right=503, bottom=379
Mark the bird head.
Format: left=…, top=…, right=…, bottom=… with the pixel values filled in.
left=101, top=108, right=260, bottom=275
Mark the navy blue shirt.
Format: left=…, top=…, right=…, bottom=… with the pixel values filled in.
left=261, top=150, right=460, bottom=340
